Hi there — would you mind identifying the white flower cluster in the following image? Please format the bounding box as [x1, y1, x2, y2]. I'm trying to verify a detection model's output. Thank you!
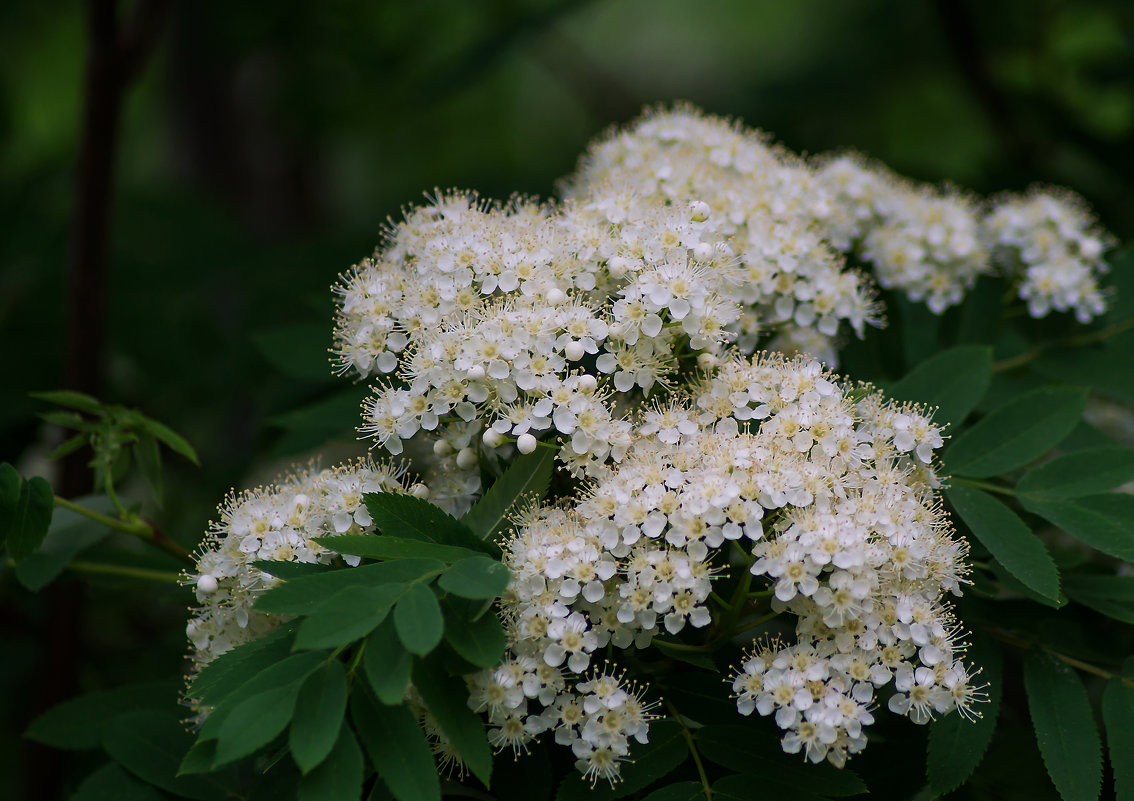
[566, 107, 881, 362]
[817, 157, 988, 314]
[468, 659, 654, 784]
[985, 190, 1112, 321]
[465, 352, 975, 773]
[184, 459, 411, 668]
[569, 105, 1113, 322]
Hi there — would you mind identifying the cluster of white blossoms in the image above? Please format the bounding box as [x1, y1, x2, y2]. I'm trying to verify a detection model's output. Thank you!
[462, 352, 978, 773]
[984, 190, 1113, 321]
[571, 105, 1113, 322]
[184, 459, 411, 668]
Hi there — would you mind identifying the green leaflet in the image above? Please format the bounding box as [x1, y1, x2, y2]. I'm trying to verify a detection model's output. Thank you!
[926, 632, 1003, 794]
[712, 773, 829, 801]
[887, 345, 992, 426]
[413, 653, 492, 785]
[364, 620, 414, 705]
[293, 583, 406, 650]
[187, 623, 296, 707]
[1020, 493, 1134, 563]
[1024, 650, 1103, 801]
[103, 709, 230, 800]
[290, 661, 350, 774]
[393, 582, 444, 655]
[197, 651, 326, 743]
[214, 684, 303, 767]
[6, 474, 55, 561]
[13, 494, 115, 591]
[438, 557, 511, 599]
[461, 446, 555, 542]
[1017, 447, 1134, 498]
[254, 559, 444, 616]
[639, 784, 709, 801]
[314, 534, 481, 563]
[945, 386, 1086, 477]
[71, 763, 169, 801]
[443, 598, 507, 668]
[364, 491, 498, 557]
[297, 724, 365, 801]
[1103, 679, 1134, 801]
[1063, 575, 1134, 624]
[946, 484, 1061, 602]
[24, 679, 180, 751]
[351, 691, 440, 801]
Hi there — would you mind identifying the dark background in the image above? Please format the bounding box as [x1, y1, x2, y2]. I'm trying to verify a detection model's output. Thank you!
[2, 1, 1132, 798]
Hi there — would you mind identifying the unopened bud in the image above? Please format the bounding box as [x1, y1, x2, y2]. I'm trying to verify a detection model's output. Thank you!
[697, 352, 719, 371]
[516, 434, 538, 455]
[196, 574, 219, 595]
[564, 341, 585, 361]
[410, 483, 430, 499]
[433, 439, 453, 457]
[456, 447, 479, 470]
[690, 200, 711, 222]
[482, 428, 505, 448]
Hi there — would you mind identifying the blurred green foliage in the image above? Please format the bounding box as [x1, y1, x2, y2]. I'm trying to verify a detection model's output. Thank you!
[1, 0, 1132, 798]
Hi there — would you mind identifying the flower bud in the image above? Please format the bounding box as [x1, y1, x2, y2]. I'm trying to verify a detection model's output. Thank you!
[546, 288, 566, 305]
[693, 242, 714, 261]
[410, 483, 430, 499]
[690, 200, 711, 222]
[577, 374, 598, 393]
[697, 352, 719, 371]
[196, 574, 219, 594]
[456, 447, 479, 470]
[516, 433, 538, 454]
[483, 428, 505, 448]
[433, 439, 453, 457]
[466, 364, 486, 380]
[564, 341, 585, 361]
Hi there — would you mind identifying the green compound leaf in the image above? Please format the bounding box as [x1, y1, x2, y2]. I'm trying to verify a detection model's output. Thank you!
[352, 690, 440, 801]
[214, 684, 302, 768]
[290, 661, 349, 774]
[189, 623, 297, 708]
[13, 494, 114, 591]
[558, 720, 687, 801]
[945, 386, 1087, 477]
[364, 492, 498, 557]
[393, 582, 444, 655]
[946, 484, 1061, 602]
[294, 583, 406, 651]
[443, 598, 507, 668]
[927, 632, 1003, 795]
[314, 534, 480, 564]
[1103, 678, 1134, 801]
[1063, 575, 1134, 624]
[887, 345, 992, 427]
[438, 557, 511, 600]
[695, 724, 866, 797]
[1018, 447, 1134, 499]
[1024, 650, 1103, 801]
[255, 559, 444, 616]
[413, 653, 492, 785]
[71, 762, 170, 801]
[462, 446, 555, 542]
[364, 620, 414, 705]
[7, 475, 55, 561]
[1020, 493, 1134, 563]
[298, 724, 364, 801]
[103, 709, 228, 800]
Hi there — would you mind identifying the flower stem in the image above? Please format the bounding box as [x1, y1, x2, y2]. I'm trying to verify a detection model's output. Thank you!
[993, 317, 1134, 373]
[665, 698, 713, 801]
[54, 495, 195, 565]
[66, 559, 182, 583]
